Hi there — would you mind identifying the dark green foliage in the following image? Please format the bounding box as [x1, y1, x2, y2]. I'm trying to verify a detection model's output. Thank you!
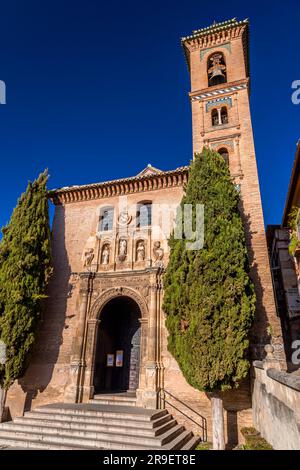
[0, 171, 52, 389]
[287, 206, 300, 256]
[163, 148, 256, 392]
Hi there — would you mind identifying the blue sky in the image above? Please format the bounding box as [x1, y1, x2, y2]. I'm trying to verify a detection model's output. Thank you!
[0, 0, 299, 228]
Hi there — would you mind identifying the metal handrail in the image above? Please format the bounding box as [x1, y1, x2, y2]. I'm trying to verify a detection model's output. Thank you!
[158, 388, 207, 442]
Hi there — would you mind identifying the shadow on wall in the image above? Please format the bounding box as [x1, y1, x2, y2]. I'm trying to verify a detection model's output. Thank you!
[239, 200, 273, 361]
[200, 201, 276, 448]
[17, 205, 71, 413]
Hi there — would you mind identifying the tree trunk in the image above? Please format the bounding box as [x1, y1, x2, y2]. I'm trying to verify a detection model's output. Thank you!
[0, 386, 6, 423]
[211, 395, 225, 450]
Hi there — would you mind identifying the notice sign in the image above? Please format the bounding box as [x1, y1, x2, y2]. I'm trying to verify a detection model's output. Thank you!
[116, 350, 123, 367]
[107, 354, 114, 367]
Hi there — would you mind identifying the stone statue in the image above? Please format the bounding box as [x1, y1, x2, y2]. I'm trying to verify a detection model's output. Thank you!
[153, 241, 164, 266]
[101, 244, 110, 265]
[84, 248, 94, 268]
[136, 240, 145, 261]
[119, 239, 127, 261]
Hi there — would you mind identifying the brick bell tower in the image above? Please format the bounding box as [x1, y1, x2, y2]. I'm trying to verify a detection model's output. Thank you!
[182, 18, 285, 365]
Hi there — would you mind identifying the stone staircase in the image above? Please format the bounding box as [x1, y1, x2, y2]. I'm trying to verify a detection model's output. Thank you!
[0, 401, 200, 450]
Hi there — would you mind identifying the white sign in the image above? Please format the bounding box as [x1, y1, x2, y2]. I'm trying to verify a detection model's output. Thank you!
[106, 354, 114, 367]
[286, 288, 300, 319]
[116, 350, 124, 368]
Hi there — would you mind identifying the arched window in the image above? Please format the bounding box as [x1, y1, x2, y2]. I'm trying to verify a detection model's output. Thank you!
[137, 202, 152, 228]
[218, 147, 229, 166]
[207, 52, 227, 87]
[212, 108, 219, 126]
[99, 207, 114, 232]
[211, 107, 229, 126]
[221, 107, 228, 124]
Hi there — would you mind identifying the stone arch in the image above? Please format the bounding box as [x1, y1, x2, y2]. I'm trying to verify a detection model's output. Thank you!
[217, 146, 230, 166]
[89, 286, 148, 320]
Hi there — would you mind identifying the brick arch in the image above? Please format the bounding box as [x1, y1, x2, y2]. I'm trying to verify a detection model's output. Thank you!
[89, 286, 148, 320]
[216, 144, 232, 155]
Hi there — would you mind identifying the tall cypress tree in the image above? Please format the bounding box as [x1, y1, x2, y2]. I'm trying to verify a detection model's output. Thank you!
[163, 148, 256, 448]
[0, 170, 52, 393]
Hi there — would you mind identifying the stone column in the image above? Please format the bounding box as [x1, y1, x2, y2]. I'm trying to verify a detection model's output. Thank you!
[144, 280, 158, 408]
[136, 317, 148, 407]
[156, 277, 165, 397]
[64, 278, 90, 402]
[81, 319, 99, 401]
[200, 101, 205, 136]
[234, 93, 240, 127]
[235, 137, 242, 174]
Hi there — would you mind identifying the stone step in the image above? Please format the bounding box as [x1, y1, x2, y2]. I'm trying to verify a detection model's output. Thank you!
[91, 394, 137, 408]
[0, 402, 202, 450]
[0, 434, 164, 450]
[32, 404, 166, 422]
[90, 398, 136, 407]
[0, 423, 184, 448]
[181, 435, 202, 450]
[16, 412, 172, 431]
[164, 430, 194, 450]
[9, 417, 177, 438]
[0, 437, 94, 450]
[0, 437, 200, 450]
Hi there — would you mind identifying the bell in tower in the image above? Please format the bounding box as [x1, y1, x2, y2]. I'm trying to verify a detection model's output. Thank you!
[208, 53, 227, 87]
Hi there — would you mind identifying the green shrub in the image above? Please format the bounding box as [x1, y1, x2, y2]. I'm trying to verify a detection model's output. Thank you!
[0, 171, 52, 389]
[163, 149, 256, 393]
[241, 427, 273, 450]
[195, 441, 211, 450]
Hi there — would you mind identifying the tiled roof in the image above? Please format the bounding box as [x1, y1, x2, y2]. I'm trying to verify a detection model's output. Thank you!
[50, 165, 188, 195]
[49, 165, 189, 204]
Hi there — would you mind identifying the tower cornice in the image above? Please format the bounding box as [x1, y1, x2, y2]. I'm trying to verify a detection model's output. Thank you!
[181, 18, 248, 45]
[181, 18, 249, 77]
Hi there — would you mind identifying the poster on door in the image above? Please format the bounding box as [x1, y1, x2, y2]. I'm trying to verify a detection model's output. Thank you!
[106, 354, 114, 367]
[116, 350, 123, 367]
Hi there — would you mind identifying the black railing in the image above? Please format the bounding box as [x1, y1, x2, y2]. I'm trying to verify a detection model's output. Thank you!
[158, 388, 207, 442]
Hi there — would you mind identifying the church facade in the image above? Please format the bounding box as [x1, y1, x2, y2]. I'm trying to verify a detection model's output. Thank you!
[5, 18, 285, 443]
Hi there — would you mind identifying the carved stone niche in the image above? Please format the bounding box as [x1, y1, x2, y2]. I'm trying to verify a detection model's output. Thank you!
[101, 243, 110, 265]
[136, 239, 146, 262]
[118, 238, 128, 262]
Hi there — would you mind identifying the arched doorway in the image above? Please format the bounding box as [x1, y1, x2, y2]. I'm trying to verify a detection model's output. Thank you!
[93, 296, 141, 393]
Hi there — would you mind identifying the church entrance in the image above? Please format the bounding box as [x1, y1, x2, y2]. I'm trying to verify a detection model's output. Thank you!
[93, 296, 141, 394]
